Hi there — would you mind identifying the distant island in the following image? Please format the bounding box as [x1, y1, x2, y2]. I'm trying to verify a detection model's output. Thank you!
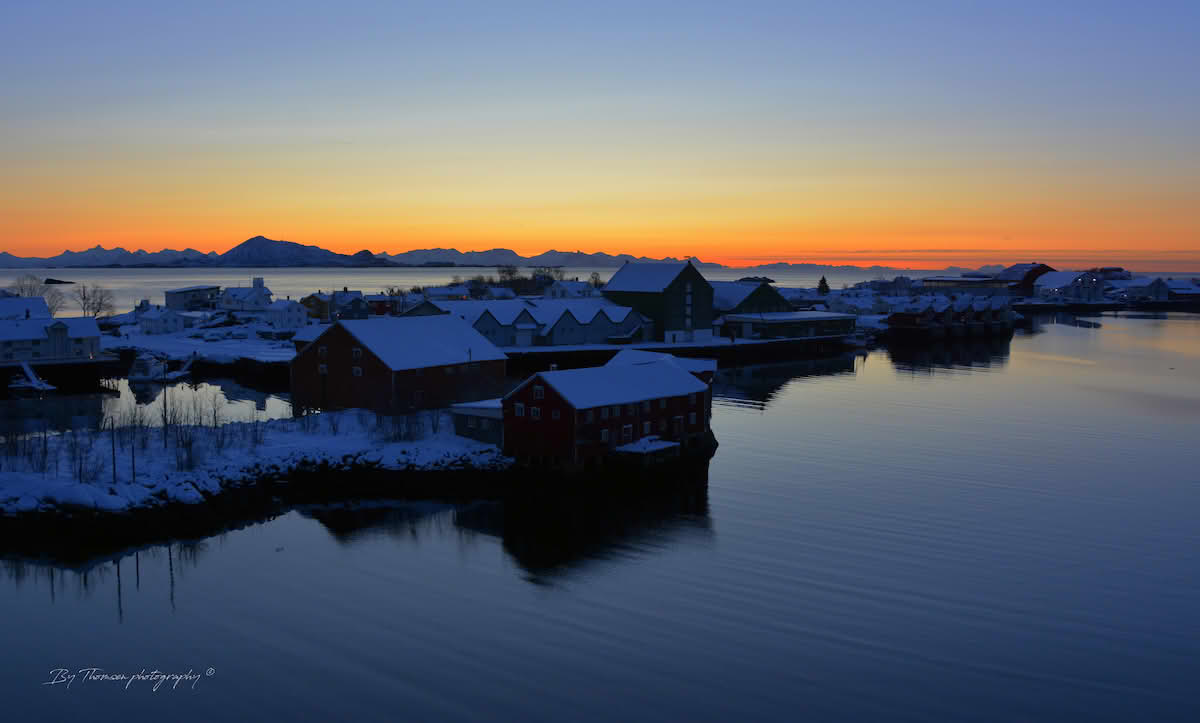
[0, 234, 1002, 275]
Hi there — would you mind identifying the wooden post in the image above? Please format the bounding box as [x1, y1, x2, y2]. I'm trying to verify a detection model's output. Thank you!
[111, 417, 117, 484]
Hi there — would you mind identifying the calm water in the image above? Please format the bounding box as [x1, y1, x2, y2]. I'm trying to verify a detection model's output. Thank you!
[3, 313, 1200, 721]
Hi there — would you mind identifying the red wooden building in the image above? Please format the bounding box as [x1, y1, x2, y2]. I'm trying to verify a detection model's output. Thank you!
[502, 359, 712, 468]
[290, 316, 508, 413]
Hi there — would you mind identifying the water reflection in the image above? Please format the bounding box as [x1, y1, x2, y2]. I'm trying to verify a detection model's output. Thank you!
[713, 356, 856, 410]
[1, 539, 213, 622]
[886, 336, 1011, 375]
[101, 378, 291, 424]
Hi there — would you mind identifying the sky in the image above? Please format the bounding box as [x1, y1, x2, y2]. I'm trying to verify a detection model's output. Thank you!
[2, 1, 1198, 269]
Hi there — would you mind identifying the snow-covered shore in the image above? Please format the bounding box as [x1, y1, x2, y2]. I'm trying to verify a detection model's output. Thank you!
[101, 323, 297, 364]
[0, 410, 510, 518]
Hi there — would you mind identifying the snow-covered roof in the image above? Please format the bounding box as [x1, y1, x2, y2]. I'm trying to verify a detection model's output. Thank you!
[487, 287, 517, 299]
[614, 436, 680, 454]
[1165, 278, 1200, 290]
[605, 349, 717, 375]
[709, 281, 762, 311]
[224, 285, 272, 300]
[292, 324, 329, 343]
[429, 298, 640, 330]
[1034, 271, 1090, 289]
[0, 317, 101, 341]
[268, 299, 302, 309]
[603, 262, 689, 293]
[139, 308, 180, 320]
[515, 362, 706, 410]
[0, 297, 52, 320]
[334, 316, 507, 371]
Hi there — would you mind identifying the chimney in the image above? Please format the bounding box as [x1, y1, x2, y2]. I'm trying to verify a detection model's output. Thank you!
[252, 277, 264, 289]
[343, 286, 348, 293]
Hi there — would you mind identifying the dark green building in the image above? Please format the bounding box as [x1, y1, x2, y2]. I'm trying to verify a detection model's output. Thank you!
[602, 261, 714, 343]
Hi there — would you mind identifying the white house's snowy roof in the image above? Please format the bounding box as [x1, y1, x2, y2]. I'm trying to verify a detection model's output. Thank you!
[268, 299, 303, 310]
[139, 307, 180, 320]
[603, 262, 689, 293]
[1034, 271, 1090, 289]
[517, 362, 706, 410]
[224, 285, 273, 301]
[605, 349, 717, 375]
[0, 317, 101, 341]
[334, 316, 507, 372]
[0, 297, 52, 320]
[709, 281, 762, 311]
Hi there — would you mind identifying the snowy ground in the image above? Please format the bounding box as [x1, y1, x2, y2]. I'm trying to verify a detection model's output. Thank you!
[0, 410, 509, 517]
[101, 322, 298, 363]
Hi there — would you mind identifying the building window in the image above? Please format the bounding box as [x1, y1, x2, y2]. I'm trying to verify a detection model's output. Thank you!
[318, 345, 327, 358]
[600, 429, 609, 443]
[659, 399, 667, 409]
[318, 364, 327, 375]
[352, 347, 362, 359]
[531, 407, 541, 420]
[600, 407, 609, 420]
[467, 416, 476, 428]
[514, 403, 525, 417]
[533, 385, 544, 400]
[352, 366, 362, 377]
[551, 409, 560, 420]
[585, 410, 594, 423]
[689, 412, 697, 425]
[689, 393, 697, 405]
[626, 404, 635, 416]
[642, 421, 650, 435]
[621, 424, 633, 442]
[686, 282, 692, 293]
[612, 405, 620, 417]
[641, 401, 650, 413]
[659, 418, 667, 432]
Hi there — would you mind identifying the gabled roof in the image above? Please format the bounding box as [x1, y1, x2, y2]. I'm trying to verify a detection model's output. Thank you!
[605, 349, 717, 374]
[603, 262, 690, 293]
[429, 298, 640, 330]
[995, 263, 1053, 281]
[709, 281, 761, 311]
[0, 296, 52, 320]
[1034, 271, 1090, 289]
[512, 362, 707, 409]
[332, 316, 506, 372]
[223, 285, 272, 300]
[292, 324, 328, 344]
[0, 316, 100, 341]
[165, 285, 220, 294]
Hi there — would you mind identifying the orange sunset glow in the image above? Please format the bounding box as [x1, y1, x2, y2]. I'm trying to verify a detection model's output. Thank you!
[3, 3, 1198, 271]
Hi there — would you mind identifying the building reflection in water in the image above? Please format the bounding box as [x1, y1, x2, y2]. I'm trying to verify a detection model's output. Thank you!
[886, 335, 1013, 375]
[102, 378, 291, 423]
[712, 355, 856, 411]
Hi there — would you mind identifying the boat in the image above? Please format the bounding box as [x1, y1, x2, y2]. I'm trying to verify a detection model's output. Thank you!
[127, 353, 166, 383]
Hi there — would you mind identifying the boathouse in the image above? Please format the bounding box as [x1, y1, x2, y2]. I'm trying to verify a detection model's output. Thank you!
[502, 361, 711, 468]
[290, 316, 508, 413]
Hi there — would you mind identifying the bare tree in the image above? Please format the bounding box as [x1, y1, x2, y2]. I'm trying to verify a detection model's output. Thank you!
[497, 265, 519, 283]
[72, 283, 115, 317]
[589, 271, 603, 288]
[6, 274, 65, 316]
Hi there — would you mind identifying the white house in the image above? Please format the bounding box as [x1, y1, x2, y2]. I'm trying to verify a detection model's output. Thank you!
[544, 280, 596, 299]
[0, 317, 102, 364]
[138, 307, 189, 335]
[266, 299, 308, 329]
[220, 277, 273, 311]
[0, 296, 52, 320]
[1033, 271, 1105, 302]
